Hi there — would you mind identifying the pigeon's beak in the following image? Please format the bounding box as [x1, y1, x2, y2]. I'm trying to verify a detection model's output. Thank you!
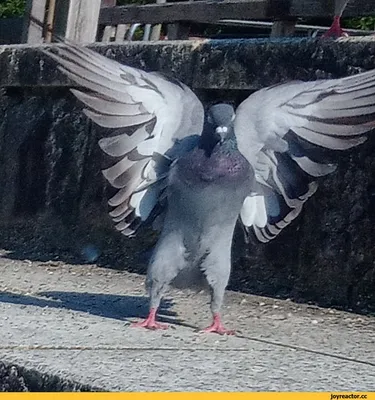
[215, 126, 228, 144]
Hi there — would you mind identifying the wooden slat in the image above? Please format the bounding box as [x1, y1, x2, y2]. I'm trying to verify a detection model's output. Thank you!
[115, 24, 129, 42]
[150, 0, 167, 41]
[22, 0, 47, 43]
[100, 0, 272, 25]
[45, 0, 57, 43]
[101, 0, 116, 6]
[220, 19, 375, 35]
[150, 24, 162, 41]
[102, 25, 115, 42]
[99, 0, 375, 26]
[290, 0, 374, 17]
[66, 0, 102, 43]
[143, 24, 152, 41]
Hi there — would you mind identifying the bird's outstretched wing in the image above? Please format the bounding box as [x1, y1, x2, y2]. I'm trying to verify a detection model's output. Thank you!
[42, 43, 204, 236]
[234, 70, 375, 242]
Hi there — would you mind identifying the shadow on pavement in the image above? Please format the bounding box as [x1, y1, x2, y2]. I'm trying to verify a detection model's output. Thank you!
[0, 290, 178, 324]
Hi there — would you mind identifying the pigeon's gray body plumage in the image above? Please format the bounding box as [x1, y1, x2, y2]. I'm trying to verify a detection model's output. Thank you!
[43, 42, 375, 333]
[147, 113, 253, 323]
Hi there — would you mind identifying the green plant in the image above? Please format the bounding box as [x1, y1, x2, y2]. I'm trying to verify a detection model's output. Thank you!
[344, 16, 375, 31]
[0, 0, 26, 18]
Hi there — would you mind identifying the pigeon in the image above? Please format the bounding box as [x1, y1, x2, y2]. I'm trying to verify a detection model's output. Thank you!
[322, 0, 350, 38]
[42, 42, 375, 334]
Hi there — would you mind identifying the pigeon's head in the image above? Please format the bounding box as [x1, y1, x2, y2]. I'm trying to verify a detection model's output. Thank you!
[206, 103, 236, 143]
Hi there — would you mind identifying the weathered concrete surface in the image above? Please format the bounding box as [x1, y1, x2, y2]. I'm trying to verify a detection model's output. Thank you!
[0, 38, 375, 313]
[0, 361, 97, 392]
[0, 252, 375, 391]
[1, 37, 375, 90]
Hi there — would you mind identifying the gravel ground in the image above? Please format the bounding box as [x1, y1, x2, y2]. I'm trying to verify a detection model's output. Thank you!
[0, 249, 374, 391]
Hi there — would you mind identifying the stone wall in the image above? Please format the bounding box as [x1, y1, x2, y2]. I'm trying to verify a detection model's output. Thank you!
[0, 37, 375, 313]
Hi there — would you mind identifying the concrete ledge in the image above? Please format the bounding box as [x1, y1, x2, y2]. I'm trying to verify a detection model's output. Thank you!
[1, 37, 375, 90]
[1, 257, 374, 391]
[0, 361, 98, 391]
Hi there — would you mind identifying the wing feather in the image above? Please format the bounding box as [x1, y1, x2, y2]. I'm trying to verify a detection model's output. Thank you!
[98, 125, 152, 158]
[236, 69, 375, 242]
[43, 42, 204, 235]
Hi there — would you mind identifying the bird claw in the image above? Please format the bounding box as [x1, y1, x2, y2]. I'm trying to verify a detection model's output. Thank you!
[199, 314, 235, 335]
[323, 27, 348, 38]
[200, 325, 235, 335]
[131, 308, 168, 330]
[132, 319, 168, 330]
[322, 16, 349, 38]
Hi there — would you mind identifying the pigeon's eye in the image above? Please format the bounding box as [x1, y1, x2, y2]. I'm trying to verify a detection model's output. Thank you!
[231, 113, 236, 122]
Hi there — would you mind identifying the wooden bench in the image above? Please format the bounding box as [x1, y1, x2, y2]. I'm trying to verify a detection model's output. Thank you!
[22, 0, 375, 44]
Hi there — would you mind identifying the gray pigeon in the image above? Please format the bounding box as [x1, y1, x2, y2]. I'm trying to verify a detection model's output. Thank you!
[43, 43, 375, 334]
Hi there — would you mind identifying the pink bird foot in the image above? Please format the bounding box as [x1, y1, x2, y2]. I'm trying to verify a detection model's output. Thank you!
[200, 313, 235, 335]
[323, 16, 349, 38]
[132, 308, 168, 330]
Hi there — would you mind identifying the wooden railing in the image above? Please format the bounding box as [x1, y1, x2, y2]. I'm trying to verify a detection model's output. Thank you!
[22, 0, 375, 44]
[100, 0, 375, 25]
[23, 0, 102, 43]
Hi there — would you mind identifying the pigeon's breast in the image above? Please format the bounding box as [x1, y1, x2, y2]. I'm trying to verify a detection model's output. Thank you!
[176, 147, 252, 187]
[166, 146, 253, 252]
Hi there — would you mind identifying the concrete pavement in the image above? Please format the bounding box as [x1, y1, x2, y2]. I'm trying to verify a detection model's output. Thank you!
[0, 249, 374, 391]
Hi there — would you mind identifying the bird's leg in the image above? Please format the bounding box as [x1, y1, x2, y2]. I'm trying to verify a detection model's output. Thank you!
[132, 279, 170, 330]
[322, 16, 348, 38]
[132, 307, 168, 330]
[132, 232, 186, 330]
[200, 274, 235, 335]
[198, 239, 235, 335]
